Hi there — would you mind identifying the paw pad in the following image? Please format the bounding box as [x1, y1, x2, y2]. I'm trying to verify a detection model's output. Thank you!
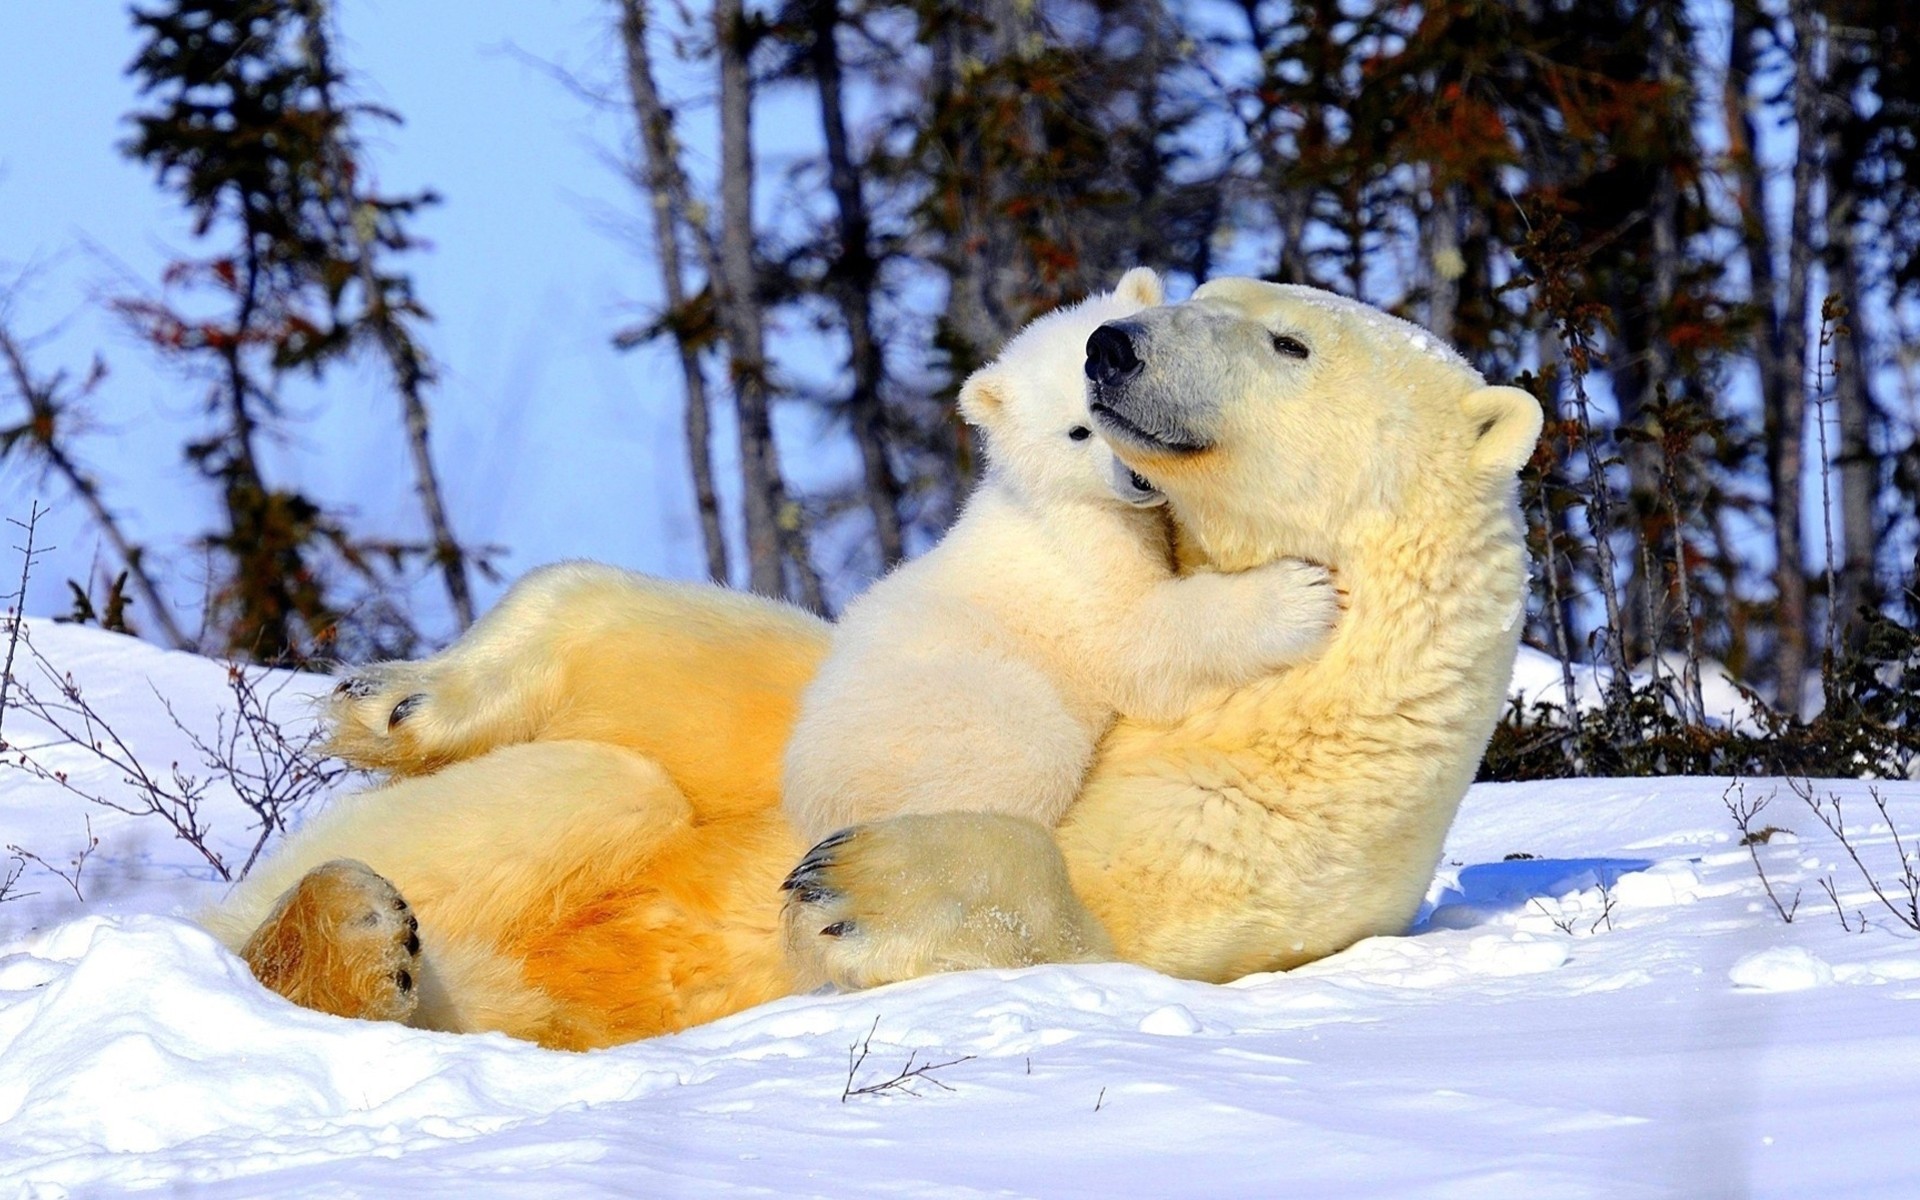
[334, 675, 381, 699]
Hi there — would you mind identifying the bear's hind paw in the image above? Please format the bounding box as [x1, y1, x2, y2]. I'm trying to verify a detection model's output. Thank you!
[241, 859, 423, 1024]
[325, 662, 448, 772]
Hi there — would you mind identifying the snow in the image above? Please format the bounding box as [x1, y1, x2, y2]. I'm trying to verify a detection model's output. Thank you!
[4, 623, 1919, 1196]
[1508, 645, 1769, 731]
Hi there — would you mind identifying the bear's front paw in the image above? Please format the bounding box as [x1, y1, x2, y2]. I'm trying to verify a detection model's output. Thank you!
[779, 813, 1113, 992]
[1245, 557, 1343, 665]
[240, 859, 422, 1023]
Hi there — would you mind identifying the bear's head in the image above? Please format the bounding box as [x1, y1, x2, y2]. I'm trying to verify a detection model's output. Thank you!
[1084, 277, 1542, 569]
[959, 267, 1171, 509]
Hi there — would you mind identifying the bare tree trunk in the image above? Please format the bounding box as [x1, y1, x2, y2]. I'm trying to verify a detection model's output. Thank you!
[365, 308, 474, 629]
[616, 0, 730, 584]
[1425, 174, 1461, 344]
[715, 0, 821, 607]
[1618, 0, 1688, 668]
[0, 328, 191, 649]
[1770, 0, 1823, 709]
[1825, 183, 1878, 636]
[806, 0, 905, 570]
[927, 3, 1028, 376]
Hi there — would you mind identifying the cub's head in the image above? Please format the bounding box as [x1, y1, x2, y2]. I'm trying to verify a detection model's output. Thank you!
[959, 267, 1170, 508]
[1084, 277, 1543, 568]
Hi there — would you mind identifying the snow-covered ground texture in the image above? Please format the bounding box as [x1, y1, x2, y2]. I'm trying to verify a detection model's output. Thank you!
[3, 622, 1918, 1198]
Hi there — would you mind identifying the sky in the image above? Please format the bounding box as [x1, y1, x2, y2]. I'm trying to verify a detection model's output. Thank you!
[4, 1, 1909, 655]
[0, 1, 804, 644]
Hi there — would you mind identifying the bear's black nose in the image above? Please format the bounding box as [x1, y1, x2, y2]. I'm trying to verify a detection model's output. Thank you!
[1085, 324, 1142, 388]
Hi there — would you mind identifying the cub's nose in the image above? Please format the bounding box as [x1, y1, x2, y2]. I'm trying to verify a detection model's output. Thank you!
[1085, 324, 1142, 388]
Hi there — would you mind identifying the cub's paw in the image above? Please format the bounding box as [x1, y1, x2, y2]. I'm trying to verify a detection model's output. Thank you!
[780, 813, 1112, 992]
[240, 859, 422, 1023]
[1245, 557, 1343, 664]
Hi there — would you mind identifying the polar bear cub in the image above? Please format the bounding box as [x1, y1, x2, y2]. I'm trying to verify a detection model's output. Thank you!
[781, 268, 1341, 845]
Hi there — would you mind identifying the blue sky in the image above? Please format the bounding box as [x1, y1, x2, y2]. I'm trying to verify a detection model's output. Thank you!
[1, 1, 793, 642]
[3, 1, 1905, 653]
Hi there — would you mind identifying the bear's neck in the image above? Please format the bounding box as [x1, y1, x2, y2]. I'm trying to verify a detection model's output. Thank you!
[1257, 482, 1528, 858]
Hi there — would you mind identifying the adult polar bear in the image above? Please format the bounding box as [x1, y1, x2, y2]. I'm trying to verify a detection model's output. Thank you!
[206, 278, 1542, 1050]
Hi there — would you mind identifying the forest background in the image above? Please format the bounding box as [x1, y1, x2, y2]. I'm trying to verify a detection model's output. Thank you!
[2, 0, 1916, 779]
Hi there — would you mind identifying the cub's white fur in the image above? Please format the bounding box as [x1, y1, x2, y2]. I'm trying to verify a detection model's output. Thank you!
[781, 269, 1340, 844]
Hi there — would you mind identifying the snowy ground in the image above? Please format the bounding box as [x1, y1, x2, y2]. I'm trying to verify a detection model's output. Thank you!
[3, 624, 1917, 1197]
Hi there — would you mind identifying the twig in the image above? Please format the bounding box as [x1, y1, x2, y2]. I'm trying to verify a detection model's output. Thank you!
[1790, 778, 1920, 932]
[0, 851, 31, 903]
[0, 500, 49, 744]
[1095, 1087, 1107, 1112]
[1724, 781, 1800, 923]
[1, 617, 347, 882]
[1589, 880, 1617, 935]
[1818, 875, 1865, 934]
[1531, 897, 1577, 936]
[841, 1017, 974, 1101]
[7, 814, 97, 901]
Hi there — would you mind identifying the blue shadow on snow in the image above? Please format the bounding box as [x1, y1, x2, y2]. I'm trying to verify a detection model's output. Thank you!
[1410, 856, 1655, 933]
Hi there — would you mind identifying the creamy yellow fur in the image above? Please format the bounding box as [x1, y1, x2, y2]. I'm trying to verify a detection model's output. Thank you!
[206, 278, 1538, 1046]
[783, 279, 1541, 986]
[783, 268, 1339, 844]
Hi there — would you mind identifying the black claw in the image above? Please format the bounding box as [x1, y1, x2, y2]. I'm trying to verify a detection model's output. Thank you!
[392, 896, 409, 911]
[404, 930, 421, 956]
[784, 829, 858, 888]
[788, 883, 838, 906]
[335, 675, 379, 699]
[395, 968, 413, 993]
[405, 914, 419, 932]
[781, 861, 838, 898]
[809, 827, 859, 857]
[388, 694, 427, 729]
[819, 921, 853, 938]
[781, 863, 815, 893]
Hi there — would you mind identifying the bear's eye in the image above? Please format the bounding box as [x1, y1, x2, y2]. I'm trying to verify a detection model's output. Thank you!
[1068, 426, 1093, 441]
[1270, 333, 1311, 360]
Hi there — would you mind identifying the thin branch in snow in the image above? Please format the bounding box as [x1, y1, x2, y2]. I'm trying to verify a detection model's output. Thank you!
[841, 1017, 973, 1101]
[0, 500, 50, 744]
[1790, 778, 1920, 933]
[1724, 781, 1800, 924]
[1818, 875, 1866, 934]
[0, 618, 349, 882]
[1589, 881, 1617, 935]
[6, 814, 96, 901]
[0, 850, 31, 903]
[1531, 897, 1577, 936]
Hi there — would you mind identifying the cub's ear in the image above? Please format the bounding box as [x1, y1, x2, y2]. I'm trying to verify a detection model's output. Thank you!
[958, 369, 1009, 431]
[1463, 385, 1544, 476]
[1113, 266, 1165, 308]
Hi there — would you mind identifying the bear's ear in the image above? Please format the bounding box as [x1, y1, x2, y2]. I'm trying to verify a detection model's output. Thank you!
[1463, 386, 1544, 477]
[1113, 266, 1165, 308]
[958, 370, 1009, 431]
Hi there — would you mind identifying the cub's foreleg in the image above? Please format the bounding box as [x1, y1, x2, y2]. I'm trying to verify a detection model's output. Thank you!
[1103, 558, 1340, 724]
